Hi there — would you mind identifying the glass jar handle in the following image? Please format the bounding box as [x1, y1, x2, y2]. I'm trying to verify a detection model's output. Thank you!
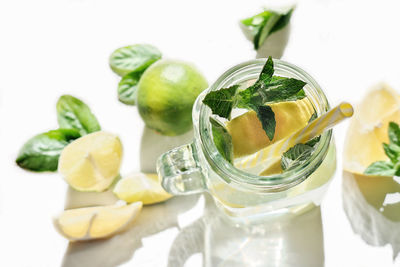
[157, 143, 206, 195]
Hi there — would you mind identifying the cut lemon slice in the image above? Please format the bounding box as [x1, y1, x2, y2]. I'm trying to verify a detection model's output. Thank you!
[54, 201, 142, 241]
[343, 83, 400, 174]
[227, 98, 314, 157]
[58, 131, 123, 192]
[113, 173, 172, 205]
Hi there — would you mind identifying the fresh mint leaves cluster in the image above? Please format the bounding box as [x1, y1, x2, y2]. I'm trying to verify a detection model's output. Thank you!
[365, 122, 400, 176]
[16, 95, 100, 172]
[241, 8, 294, 50]
[109, 44, 162, 105]
[203, 57, 307, 141]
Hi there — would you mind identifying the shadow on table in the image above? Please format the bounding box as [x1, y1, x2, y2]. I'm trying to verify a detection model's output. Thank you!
[342, 171, 400, 259]
[167, 195, 325, 267]
[62, 126, 196, 267]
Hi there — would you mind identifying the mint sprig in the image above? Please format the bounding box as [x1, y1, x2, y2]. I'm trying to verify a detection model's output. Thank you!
[203, 85, 239, 119]
[202, 56, 307, 141]
[365, 122, 400, 176]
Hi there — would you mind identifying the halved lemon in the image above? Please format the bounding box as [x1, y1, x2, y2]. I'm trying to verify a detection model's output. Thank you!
[343, 83, 400, 174]
[53, 201, 142, 241]
[58, 131, 123, 192]
[113, 173, 172, 205]
[227, 98, 314, 157]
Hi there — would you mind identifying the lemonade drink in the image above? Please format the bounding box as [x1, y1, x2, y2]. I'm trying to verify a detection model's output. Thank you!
[158, 58, 336, 222]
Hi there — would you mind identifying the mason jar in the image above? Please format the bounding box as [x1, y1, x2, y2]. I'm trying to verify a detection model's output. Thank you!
[157, 58, 336, 224]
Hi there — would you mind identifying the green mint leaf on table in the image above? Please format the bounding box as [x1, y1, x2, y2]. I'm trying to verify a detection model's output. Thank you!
[109, 44, 161, 77]
[364, 121, 400, 176]
[281, 143, 313, 171]
[383, 143, 400, 164]
[364, 161, 397, 176]
[388, 122, 400, 146]
[57, 95, 101, 136]
[118, 70, 143, 105]
[241, 8, 293, 49]
[202, 85, 239, 119]
[252, 105, 276, 141]
[16, 129, 81, 172]
[210, 117, 233, 163]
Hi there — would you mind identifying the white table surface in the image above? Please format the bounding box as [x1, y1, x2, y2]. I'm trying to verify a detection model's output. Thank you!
[1, 0, 400, 266]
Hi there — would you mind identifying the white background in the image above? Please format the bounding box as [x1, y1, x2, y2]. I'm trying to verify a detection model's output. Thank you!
[1, 0, 400, 266]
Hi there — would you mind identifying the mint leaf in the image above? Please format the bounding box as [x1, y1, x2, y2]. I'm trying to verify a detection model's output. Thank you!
[270, 9, 294, 34]
[210, 117, 233, 163]
[308, 112, 318, 123]
[259, 56, 274, 81]
[118, 71, 143, 105]
[253, 105, 275, 141]
[388, 122, 400, 146]
[281, 143, 313, 171]
[57, 95, 101, 136]
[109, 44, 161, 77]
[364, 161, 396, 176]
[305, 136, 321, 147]
[202, 85, 239, 119]
[16, 129, 81, 172]
[241, 9, 294, 50]
[383, 143, 400, 164]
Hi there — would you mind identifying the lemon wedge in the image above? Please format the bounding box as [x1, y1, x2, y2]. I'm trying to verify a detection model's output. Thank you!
[227, 98, 314, 157]
[54, 201, 142, 241]
[58, 131, 123, 192]
[113, 173, 172, 205]
[343, 83, 400, 174]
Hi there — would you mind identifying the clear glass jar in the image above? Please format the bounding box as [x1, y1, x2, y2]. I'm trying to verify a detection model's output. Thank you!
[157, 58, 336, 224]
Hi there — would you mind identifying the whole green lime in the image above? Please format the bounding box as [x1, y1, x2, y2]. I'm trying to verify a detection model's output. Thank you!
[137, 59, 208, 136]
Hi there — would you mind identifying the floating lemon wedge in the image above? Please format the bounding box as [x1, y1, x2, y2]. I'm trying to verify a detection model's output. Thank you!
[343, 83, 400, 174]
[54, 201, 142, 241]
[58, 131, 123, 192]
[113, 173, 172, 205]
[227, 98, 314, 157]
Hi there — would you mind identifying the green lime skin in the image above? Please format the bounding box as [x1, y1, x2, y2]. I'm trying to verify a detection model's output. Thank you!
[137, 59, 208, 136]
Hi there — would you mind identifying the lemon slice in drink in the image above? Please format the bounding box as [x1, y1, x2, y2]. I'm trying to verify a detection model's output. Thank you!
[343, 83, 400, 174]
[58, 131, 123, 192]
[113, 173, 172, 205]
[227, 98, 314, 158]
[54, 201, 142, 241]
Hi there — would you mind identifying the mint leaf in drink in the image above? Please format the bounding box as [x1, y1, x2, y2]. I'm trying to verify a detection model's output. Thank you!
[202, 85, 239, 119]
[241, 8, 294, 49]
[281, 143, 313, 171]
[118, 71, 143, 105]
[388, 122, 400, 146]
[210, 117, 233, 163]
[16, 129, 81, 172]
[364, 161, 397, 176]
[259, 56, 274, 81]
[109, 44, 161, 77]
[57, 95, 101, 136]
[308, 112, 318, 123]
[252, 105, 276, 141]
[305, 136, 321, 147]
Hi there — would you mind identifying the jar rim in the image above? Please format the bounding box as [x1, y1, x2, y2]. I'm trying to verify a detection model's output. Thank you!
[194, 58, 332, 192]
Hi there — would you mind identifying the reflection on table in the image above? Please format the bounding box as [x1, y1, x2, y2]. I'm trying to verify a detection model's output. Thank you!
[342, 171, 400, 260]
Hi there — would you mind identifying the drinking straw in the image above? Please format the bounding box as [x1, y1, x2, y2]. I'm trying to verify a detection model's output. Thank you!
[235, 102, 354, 174]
